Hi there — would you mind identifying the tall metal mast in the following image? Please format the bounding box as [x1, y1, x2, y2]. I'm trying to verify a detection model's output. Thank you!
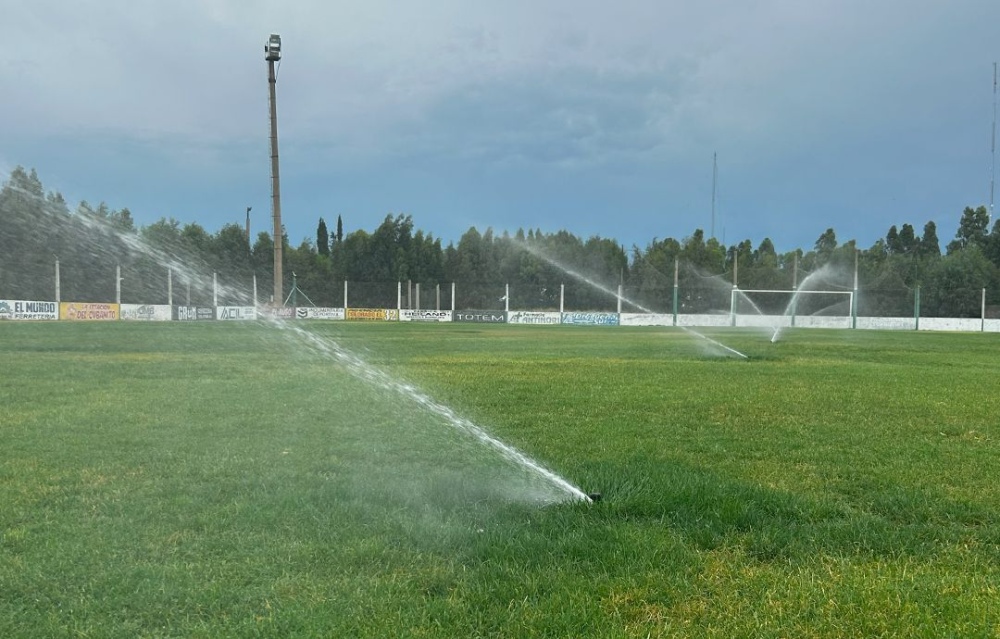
[711, 151, 717, 239]
[265, 34, 284, 305]
[991, 62, 997, 222]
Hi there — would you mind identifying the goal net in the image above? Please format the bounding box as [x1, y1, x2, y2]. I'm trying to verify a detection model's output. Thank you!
[731, 288, 854, 319]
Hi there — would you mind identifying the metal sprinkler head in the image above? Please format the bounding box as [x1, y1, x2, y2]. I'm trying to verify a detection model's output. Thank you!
[587, 492, 602, 502]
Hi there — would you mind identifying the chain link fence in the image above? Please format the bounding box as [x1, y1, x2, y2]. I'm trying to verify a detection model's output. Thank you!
[6, 260, 1000, 321]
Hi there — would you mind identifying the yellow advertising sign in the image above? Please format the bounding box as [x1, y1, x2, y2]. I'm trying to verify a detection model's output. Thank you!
[345, 308, 399, 321]
[60, 302, 120, 321]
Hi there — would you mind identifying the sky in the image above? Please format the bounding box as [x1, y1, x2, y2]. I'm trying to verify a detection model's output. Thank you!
[3, 0, 1000, 256]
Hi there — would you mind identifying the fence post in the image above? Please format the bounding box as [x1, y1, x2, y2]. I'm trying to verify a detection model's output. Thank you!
[790, 286, 797, 327]
[914, 285, 921, 331]
[168, 268, 173, 306]
[116, 263, 122, 304]
[791, 253, 798, 327]
[560, 284, 565, 314]
[672, 258, 679, 326]
[852, 248, 859, 329]
[55, 258, 61, 304]
[343, 281, 348, 309]
[416, 283, 421, 310]
[505, 283, 510, 313]
[213, 272, 218, 308]
[617, 284, 622, 314]
[451, 282, 455, 311]
[982, 287, 987, 332]
[436, 283, 440, 311]
[397, 281, 401, 311]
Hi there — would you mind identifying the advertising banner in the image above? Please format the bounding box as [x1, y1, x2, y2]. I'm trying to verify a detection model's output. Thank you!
[296, 307, 346, 320]
[60, 302, 120, 321]
[175, 306, 215, 321]
[400, 309, 452, 322]
[0, 300, 59, 321]
[216, 306, 257, 321]
[260, 307, 295, 319]
[506, 311, 560, 325]
[561, 312, 620, 326]
[345, 308, 399, 321]
[120, 304, 172, 321]
[619, 313, 674, 327]
[453, 310, 507, 323]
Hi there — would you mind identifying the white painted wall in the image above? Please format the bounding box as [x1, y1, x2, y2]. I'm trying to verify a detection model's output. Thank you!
[623, 313, 1000, 333]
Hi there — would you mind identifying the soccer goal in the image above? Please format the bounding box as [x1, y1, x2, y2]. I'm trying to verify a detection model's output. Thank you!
[730, 288, 854, 326]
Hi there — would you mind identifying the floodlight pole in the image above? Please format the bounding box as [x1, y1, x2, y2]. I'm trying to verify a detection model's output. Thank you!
[266, 35, 284, 306]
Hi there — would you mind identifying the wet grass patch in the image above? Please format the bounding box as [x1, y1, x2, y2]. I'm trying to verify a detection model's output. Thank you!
[2, 322, 999, 636]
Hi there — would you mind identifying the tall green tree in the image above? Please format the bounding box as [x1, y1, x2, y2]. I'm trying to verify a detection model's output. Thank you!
[924, 246, 1000, 317]
[317, 218, 330, 257]
[985, 219, 1000, 269]
[814, 228, 838, 264]
[886, 225, 901, 255]
[919, 221, 941, 258]
[947, 205, 990, 254]
[898, 224, 917, 255]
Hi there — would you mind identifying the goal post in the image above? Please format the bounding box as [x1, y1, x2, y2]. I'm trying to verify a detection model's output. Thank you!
[729, 288, 854, 327]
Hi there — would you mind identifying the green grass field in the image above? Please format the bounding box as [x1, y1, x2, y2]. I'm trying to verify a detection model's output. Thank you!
[2, 321, 999, 637]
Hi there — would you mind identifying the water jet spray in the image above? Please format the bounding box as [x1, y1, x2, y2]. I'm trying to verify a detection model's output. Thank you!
[515, 241, 750, 359]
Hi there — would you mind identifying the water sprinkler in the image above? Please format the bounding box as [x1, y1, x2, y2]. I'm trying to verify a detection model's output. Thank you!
[587, 492, 602, 502]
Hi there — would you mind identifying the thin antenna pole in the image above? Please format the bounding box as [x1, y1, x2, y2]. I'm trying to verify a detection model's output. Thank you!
[990, 62, 997, 221]
[711, 152, 717, 239]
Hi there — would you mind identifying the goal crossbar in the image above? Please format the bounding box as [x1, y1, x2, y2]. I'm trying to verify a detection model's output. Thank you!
[732, 289, 852, 295]
[730, 288, 854, 320]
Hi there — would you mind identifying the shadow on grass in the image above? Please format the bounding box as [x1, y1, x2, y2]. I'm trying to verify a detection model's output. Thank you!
[574, 455, 999, 564]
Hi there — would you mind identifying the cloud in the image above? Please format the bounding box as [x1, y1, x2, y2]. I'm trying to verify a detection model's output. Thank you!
[6, 0, 994, 158]
[4, 0, 999, 252]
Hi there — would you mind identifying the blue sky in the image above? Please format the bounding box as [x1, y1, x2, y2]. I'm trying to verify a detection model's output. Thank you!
[3, 0, 999, 255]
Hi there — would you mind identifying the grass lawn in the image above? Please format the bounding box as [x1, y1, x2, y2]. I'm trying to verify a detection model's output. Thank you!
[2, 321, 999, 637]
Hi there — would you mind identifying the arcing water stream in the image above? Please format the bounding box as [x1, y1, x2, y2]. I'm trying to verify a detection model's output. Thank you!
[516, 241, 750, 359]
[277, 321, 591, 503]
[770, 265, 848, 343]
[4, 180, 590, 505]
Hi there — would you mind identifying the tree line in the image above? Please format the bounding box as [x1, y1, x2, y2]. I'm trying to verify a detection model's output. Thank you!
[3, 166, 1000, 317]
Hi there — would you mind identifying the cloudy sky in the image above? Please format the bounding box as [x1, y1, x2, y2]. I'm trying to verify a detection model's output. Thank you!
[4, 0, 1000, 254]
